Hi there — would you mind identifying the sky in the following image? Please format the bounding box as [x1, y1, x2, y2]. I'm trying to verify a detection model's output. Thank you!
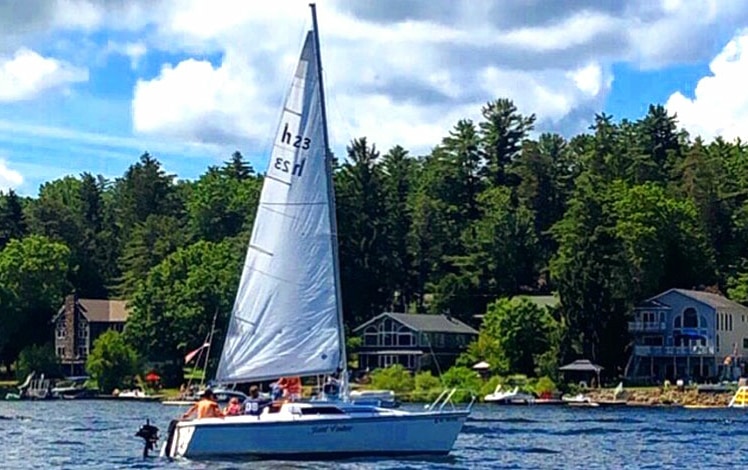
[1, 0, 748, 195]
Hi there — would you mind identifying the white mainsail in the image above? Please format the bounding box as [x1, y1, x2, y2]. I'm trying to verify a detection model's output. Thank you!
[216, 31, 341, 383]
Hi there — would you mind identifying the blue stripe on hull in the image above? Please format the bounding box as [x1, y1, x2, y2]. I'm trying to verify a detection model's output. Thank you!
[188, 450, 452, 461]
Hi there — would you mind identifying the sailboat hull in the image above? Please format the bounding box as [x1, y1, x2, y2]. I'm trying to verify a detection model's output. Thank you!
[162, 407, 468, 459]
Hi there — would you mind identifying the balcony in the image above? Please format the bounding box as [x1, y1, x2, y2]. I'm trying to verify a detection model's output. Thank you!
[634, 345, 715, 356]
[628, 321, 666, 333]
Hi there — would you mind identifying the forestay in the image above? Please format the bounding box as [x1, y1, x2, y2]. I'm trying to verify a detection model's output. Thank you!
[216, 31, 341, 383]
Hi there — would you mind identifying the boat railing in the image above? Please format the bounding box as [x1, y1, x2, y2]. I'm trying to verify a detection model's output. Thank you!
[425, 388, 475, 412]
[728, 385, 748, 408]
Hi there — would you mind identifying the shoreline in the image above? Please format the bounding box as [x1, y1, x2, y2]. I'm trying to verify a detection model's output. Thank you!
[585, 387, 734, 408]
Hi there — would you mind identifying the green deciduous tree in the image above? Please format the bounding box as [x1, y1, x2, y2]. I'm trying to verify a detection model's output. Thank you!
[15, 343, 63, 380]
[125, 240, 242, 385]
[86, 330, 140, 394]
[461, 297, 556, 376]
[0, 235, 72, 372]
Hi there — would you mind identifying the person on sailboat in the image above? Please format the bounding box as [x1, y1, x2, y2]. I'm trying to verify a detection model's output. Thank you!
[244, 385, 272, 416]
[277, 376, 302, 401]
[322, 371, 341, 400]
[224, 397, 243, 416]
[181, 389, 224, 420]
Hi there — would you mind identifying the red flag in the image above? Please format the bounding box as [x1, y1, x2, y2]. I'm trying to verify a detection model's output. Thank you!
[184, 343, 210, 363]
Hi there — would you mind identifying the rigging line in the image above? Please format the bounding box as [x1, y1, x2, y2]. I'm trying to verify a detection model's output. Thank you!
[423, 333, 445, 381]
[322, 66, 355, 160]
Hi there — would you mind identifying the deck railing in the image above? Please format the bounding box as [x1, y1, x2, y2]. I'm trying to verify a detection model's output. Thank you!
[628, 321, 666, 332]
[634, 345, 715, 356]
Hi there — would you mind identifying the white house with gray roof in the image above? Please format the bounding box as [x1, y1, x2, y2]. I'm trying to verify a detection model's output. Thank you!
[626, 288, 748, 383]
[353, 313, 478, 372]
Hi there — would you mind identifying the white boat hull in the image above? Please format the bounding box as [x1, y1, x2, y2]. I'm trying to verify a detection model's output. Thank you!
[162, 407, 468, 459]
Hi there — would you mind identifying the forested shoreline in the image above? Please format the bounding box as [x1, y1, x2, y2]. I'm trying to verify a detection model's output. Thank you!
[2, 98, 747, 384]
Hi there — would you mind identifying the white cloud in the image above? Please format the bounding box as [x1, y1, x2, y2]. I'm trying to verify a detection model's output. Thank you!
[132, 50, 270, 145]
[666, 30, 748, 141]
[0, 48, 88, 102]
[131, 3, 619, 153]
[0, 158, 23, 191]
[4, 1, 748, 157]
[106, 41, 147, 69]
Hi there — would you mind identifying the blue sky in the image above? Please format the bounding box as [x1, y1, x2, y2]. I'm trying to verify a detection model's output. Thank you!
[1, 0, 748, 195]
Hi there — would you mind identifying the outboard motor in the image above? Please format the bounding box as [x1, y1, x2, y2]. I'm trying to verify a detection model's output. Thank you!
[135, 419, 159, 458]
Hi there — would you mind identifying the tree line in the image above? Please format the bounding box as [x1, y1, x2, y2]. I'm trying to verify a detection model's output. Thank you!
[1, 99, 747, 384]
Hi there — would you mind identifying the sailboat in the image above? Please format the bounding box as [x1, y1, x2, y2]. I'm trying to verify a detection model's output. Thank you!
[160, 4, 470, 459]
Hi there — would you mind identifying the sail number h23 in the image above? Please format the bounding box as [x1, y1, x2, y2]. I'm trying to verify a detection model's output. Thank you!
[275, 123, 309, 177]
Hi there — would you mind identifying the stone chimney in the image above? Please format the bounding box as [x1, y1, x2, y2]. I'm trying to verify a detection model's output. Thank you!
[62, 293, 77, 361]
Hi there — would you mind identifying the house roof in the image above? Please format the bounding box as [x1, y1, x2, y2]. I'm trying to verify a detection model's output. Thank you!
[667, 289, 748, 315]
[634, 299, 671, 310]
[79, 299, 129, 322]
[559, 359, 604, 373]
[54, 298, 130, 323]
[354, 313, 478, 335]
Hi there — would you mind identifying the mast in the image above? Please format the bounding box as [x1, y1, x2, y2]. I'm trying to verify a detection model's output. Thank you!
[310, 3, 348, 393]
[201, 308, 219, 387]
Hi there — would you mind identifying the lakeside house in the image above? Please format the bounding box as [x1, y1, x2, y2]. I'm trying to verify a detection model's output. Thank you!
[52, 294, 130, 375]
[626, 288, 748, 383]
[353, 312, 478, 373]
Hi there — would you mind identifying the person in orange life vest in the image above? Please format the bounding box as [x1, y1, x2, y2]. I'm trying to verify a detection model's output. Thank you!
[223, 396, 243, 416]
[277, 376, 302, 401]
[181, 389, 224, 420]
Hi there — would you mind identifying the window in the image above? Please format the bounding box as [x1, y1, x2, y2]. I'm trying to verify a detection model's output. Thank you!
[56, 347, 65, 357]
[77, 345, 88, 358]
[716, 334, 720, 351]
[364, 326, 378, 346]
[77, 317, 89, 340]
[743, 338, 748, 349]
[683, 308, 698, 328]
[398, 332, 412, 346]
[56, 317, 67, 339]
[729, 314, 733, 331]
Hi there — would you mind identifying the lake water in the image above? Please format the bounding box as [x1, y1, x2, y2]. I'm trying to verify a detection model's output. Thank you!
[1, 401, 747, 469]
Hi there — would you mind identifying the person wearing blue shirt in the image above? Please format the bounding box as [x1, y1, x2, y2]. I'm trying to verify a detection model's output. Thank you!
[244, 385, 271, 416]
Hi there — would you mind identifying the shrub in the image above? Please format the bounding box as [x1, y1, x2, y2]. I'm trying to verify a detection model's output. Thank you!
[369, 364, 414, 394]
[480, 375, 504, 398]
[441, 366, 482, 403]
[533, 376, 557, 395]
[412, 371, 442, 402]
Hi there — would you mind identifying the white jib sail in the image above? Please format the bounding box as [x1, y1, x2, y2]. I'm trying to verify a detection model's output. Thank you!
[216, 31, 341, 383]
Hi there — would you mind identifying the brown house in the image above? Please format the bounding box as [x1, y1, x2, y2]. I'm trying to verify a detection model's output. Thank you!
[53, 294, 130, 375]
